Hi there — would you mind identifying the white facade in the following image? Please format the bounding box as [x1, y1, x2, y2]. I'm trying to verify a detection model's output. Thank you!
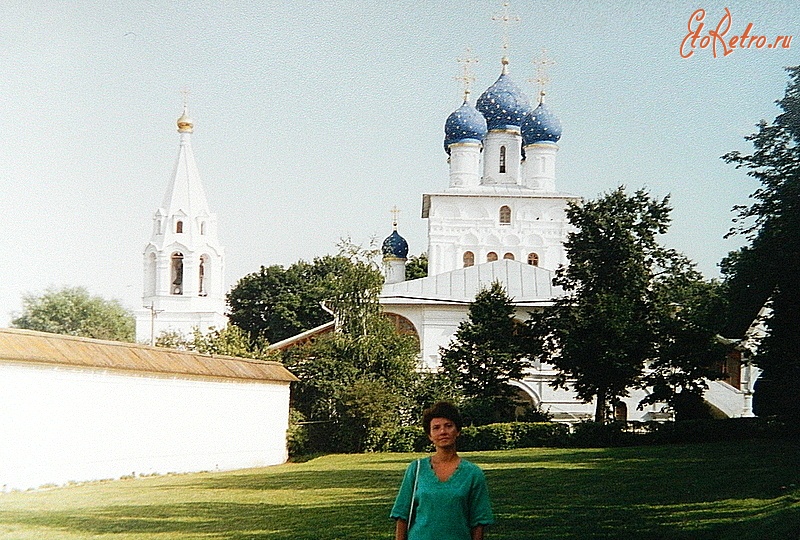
[135, 107, 227, 343]
[379, 56, 757, 423]
[0, 328, 296, 491]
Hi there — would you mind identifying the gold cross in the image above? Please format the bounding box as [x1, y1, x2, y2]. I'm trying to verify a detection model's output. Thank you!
[390, 206, 401, 229]
[530, 49, 555, 103]
[492, 1, 520, 56]
[455, 48, 478, 102]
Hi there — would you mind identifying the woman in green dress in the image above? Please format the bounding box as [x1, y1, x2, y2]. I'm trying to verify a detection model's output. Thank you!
[391, 402, 494, 540]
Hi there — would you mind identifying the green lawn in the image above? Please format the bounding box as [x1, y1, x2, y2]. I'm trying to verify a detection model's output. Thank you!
[0, 439, 798, 539]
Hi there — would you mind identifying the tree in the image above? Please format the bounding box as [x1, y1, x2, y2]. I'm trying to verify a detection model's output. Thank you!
[641, 275, 728, 421]
[439, 281, 532, 425]
[721, 65, 800, 419]
[529, 187, 703, 423]
[227, 254, 364, 344]
[405, 252, 428, 280]
[155, 325, 274, 361]
[11, 286, 135, 342]
[280, 242, 420, 452]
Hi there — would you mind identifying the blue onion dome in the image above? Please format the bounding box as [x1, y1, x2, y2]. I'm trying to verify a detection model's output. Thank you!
[444, 100, 488, 154]
[382, 230, 408, 259]
[476, 67, 532, 131]
[522, 101, 563, 145]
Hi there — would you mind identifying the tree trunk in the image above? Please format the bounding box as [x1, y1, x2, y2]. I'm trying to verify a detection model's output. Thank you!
[594, 391, 607, 423]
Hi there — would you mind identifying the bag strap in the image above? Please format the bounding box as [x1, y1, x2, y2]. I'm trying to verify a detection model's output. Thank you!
[407, 459, 421, 529]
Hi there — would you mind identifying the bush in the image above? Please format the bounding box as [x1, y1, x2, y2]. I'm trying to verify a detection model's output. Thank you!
[568, 421, 639, 448]
[286, 409, 310, 457]
[513, 422, 569, 447]
[645, 416, 788, 444]
[466, 424, 515, 451]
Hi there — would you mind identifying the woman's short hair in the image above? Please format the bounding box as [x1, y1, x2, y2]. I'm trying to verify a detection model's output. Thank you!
[422, 401, 464, 434]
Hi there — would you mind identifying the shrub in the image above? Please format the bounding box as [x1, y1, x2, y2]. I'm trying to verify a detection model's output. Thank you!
[568, 421, 639, 448]
[513, 422, 569, 447]
[286, 409, 310, 457]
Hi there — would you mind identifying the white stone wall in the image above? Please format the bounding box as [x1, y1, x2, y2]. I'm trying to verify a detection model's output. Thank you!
[0, 361, 291, 491]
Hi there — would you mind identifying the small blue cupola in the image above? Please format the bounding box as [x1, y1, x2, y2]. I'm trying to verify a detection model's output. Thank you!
[382, 230, 409, 260]
[444, 100, 488, 154]
[522, 100, 563, 145]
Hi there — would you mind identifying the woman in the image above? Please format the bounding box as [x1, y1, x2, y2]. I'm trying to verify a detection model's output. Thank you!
[390, 402, 494, 540]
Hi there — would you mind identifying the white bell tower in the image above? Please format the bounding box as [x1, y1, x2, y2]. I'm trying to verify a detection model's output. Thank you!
[135, 101, 227, 344]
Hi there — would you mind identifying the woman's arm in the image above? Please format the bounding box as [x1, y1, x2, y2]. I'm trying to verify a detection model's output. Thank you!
[471, 525, 485, 540]
[395, 518, 408, 540]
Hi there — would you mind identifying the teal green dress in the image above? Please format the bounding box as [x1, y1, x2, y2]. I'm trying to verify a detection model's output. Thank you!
[390, 457, 494, 540]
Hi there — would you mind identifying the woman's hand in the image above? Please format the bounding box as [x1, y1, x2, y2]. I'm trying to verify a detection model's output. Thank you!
[395, 518, 408, 540]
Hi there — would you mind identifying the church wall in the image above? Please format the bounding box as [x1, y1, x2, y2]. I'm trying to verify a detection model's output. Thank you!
[0, 361, 291, 491]
[426, 194, 573, 274]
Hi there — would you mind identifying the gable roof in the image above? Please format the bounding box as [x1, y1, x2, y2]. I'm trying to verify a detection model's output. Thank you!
[0, 328, 297, 383]
[380, 259, 561, 306]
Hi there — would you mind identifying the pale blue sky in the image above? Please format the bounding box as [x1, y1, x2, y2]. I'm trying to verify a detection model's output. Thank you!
[1, 1, 798, 326]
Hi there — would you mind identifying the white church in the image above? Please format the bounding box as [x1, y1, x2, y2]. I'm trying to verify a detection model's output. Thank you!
[129, 47, 759, 424]
[376, 51, 759, 423]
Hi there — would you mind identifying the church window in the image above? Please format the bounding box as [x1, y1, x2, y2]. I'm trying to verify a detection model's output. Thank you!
[198, 255, 208, 296]
[500, 205, 511, 224]
[527, 252, 539, 266]
[487, 251, 498, 262]
[463, 251, 475, 267]
[499, 146, 507, 173]
[503, 252, 515, 260]
[155, 218, 163, 236]
[176, 220, 183, 234]
[171, 252, 184, 295]
[145, 252, 157, 296]
[200, 221, 206, 235]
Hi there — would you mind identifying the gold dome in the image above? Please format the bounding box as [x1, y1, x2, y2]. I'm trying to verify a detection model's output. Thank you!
[177, 107, 193, 133]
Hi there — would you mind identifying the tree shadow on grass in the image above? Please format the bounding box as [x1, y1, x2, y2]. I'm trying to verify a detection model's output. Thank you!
[482, 440, 800, 540]
[1, 441, 797, 540]
[0, 499, 393, 539]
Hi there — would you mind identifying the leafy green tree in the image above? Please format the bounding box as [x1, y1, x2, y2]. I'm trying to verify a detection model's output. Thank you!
[641, 275, 728, 421]
[227, 254, 362, 344]
[11, 286, 135, 342]
[721, 65, 800, 419]
[156, 325, 274, 360]
[440, 281, 531, 425]
[281, 242, 420, 452]
[405, 252, 428, 280]
[529, 187, 698, 423]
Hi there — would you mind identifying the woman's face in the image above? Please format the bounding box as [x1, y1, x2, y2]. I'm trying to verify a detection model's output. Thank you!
[428, 417, 461, 448]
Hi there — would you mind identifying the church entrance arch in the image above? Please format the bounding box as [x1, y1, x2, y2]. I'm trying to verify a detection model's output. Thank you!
[383, 313, 419, 344]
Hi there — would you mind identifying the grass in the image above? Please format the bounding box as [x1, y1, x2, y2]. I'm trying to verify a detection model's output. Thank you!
[0, 439, 798, 539]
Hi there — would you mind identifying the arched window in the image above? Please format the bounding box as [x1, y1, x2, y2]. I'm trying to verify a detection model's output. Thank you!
[171, 252, 184, 295]
[198, 255, 209, 296]
[527, 252, 539, 266]
[499, 145, 507, 173]
[463, 251, 475, 268]
[503, 252, 515, 260]
[499, 205, 511, 224]
[487, 251, 498, 262]
[145, 252, 157, 296]
[200, 221, 206, 235]
[176, 220, 183, 234]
